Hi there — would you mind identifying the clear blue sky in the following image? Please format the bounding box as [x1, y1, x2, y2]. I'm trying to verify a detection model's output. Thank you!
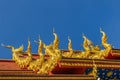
[0, 0, 120, 59]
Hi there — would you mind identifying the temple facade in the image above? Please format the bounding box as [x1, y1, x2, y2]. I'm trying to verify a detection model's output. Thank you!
[0, 29, 120, 80]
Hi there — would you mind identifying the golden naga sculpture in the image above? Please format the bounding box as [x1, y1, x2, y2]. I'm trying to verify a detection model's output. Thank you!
[75, 35, 91, 58]
[53, 30, 59, 50]
[91, 29, 112, 59]
[2, 28, 113, 74]
[2, 40, 32, 69]
[62, 28, 112, 59]
[100, 28, 112, 56]
[83, 36, 101, 59]
[1, 43, 24, 60]
[28, 38, 45, 71]
[62, 36, 74, 57]
[82, 34, 90, 52]
[37, 31, 62, 74]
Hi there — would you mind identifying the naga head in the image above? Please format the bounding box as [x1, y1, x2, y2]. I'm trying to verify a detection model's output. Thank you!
[1, 43, 24, 53]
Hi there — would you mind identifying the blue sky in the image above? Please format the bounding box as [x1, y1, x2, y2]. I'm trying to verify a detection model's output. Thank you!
[0, 0, 120, 59]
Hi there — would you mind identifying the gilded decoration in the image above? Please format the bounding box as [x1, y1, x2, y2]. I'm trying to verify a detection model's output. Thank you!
[2, 28, 113, 77]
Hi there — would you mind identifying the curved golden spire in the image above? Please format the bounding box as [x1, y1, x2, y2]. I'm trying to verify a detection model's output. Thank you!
[38, 37, 43, 56]
[37, 30, 62, 74]
[1, 44, 24, 60]
[82, 34, 90, 51]
[28, 36, 44, 72]
[100, 28, 112, 58]
[25, 39, 31, 56]
[53, 29, 59, 50]
[100, 28, 112, 49]
[100, 28, 107, 47]
[68, 36, 73, 51]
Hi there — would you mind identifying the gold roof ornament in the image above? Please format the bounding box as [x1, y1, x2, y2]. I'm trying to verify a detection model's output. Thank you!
[25, 39, 31, 53]
[62, 36, 73, 58]
[89, 28, 112, 59]
[37, 31, 62, 74]
[100, 28, 108, 49]
[36, 35, 44, 56]
[28, 37, 45, 72]
[2, 40, 32, 68]
[82, 34, 91, 58]
[53, 29, 59, 50]
[2, 28, 113, 75]
[100, 28, 112, 56]
[16, 40, 32, 68]
[1, 43, 24, 60]
[82, 34, 90, 52]
[68, 36, 73, 52]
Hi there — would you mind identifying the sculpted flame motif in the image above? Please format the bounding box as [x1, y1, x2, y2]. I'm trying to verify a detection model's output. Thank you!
[62, 37, 73, 57]
[91, 29, 112, 59]
[100, 28, 112, 56]
[37, 31, 61, 74]
[2, 28, 112, 75]
[82, 35, 91, 58]
[28, 39, 44, 71]
[62, 28, 112, 59]
[2, 40, 32, 68]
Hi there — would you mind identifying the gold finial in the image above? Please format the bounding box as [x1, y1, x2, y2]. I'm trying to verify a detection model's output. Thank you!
[26, 39, 31, 54]
[100, 28, 109, 47]
[28, 36, 44, 72]
[53, 30, 59, 50]
[82, 34, 89, 51]
[34, 35, 43, 55]
[100, 28, 112, 57]
[37, 36, 43, 56]
[68, 36, 73, 51]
